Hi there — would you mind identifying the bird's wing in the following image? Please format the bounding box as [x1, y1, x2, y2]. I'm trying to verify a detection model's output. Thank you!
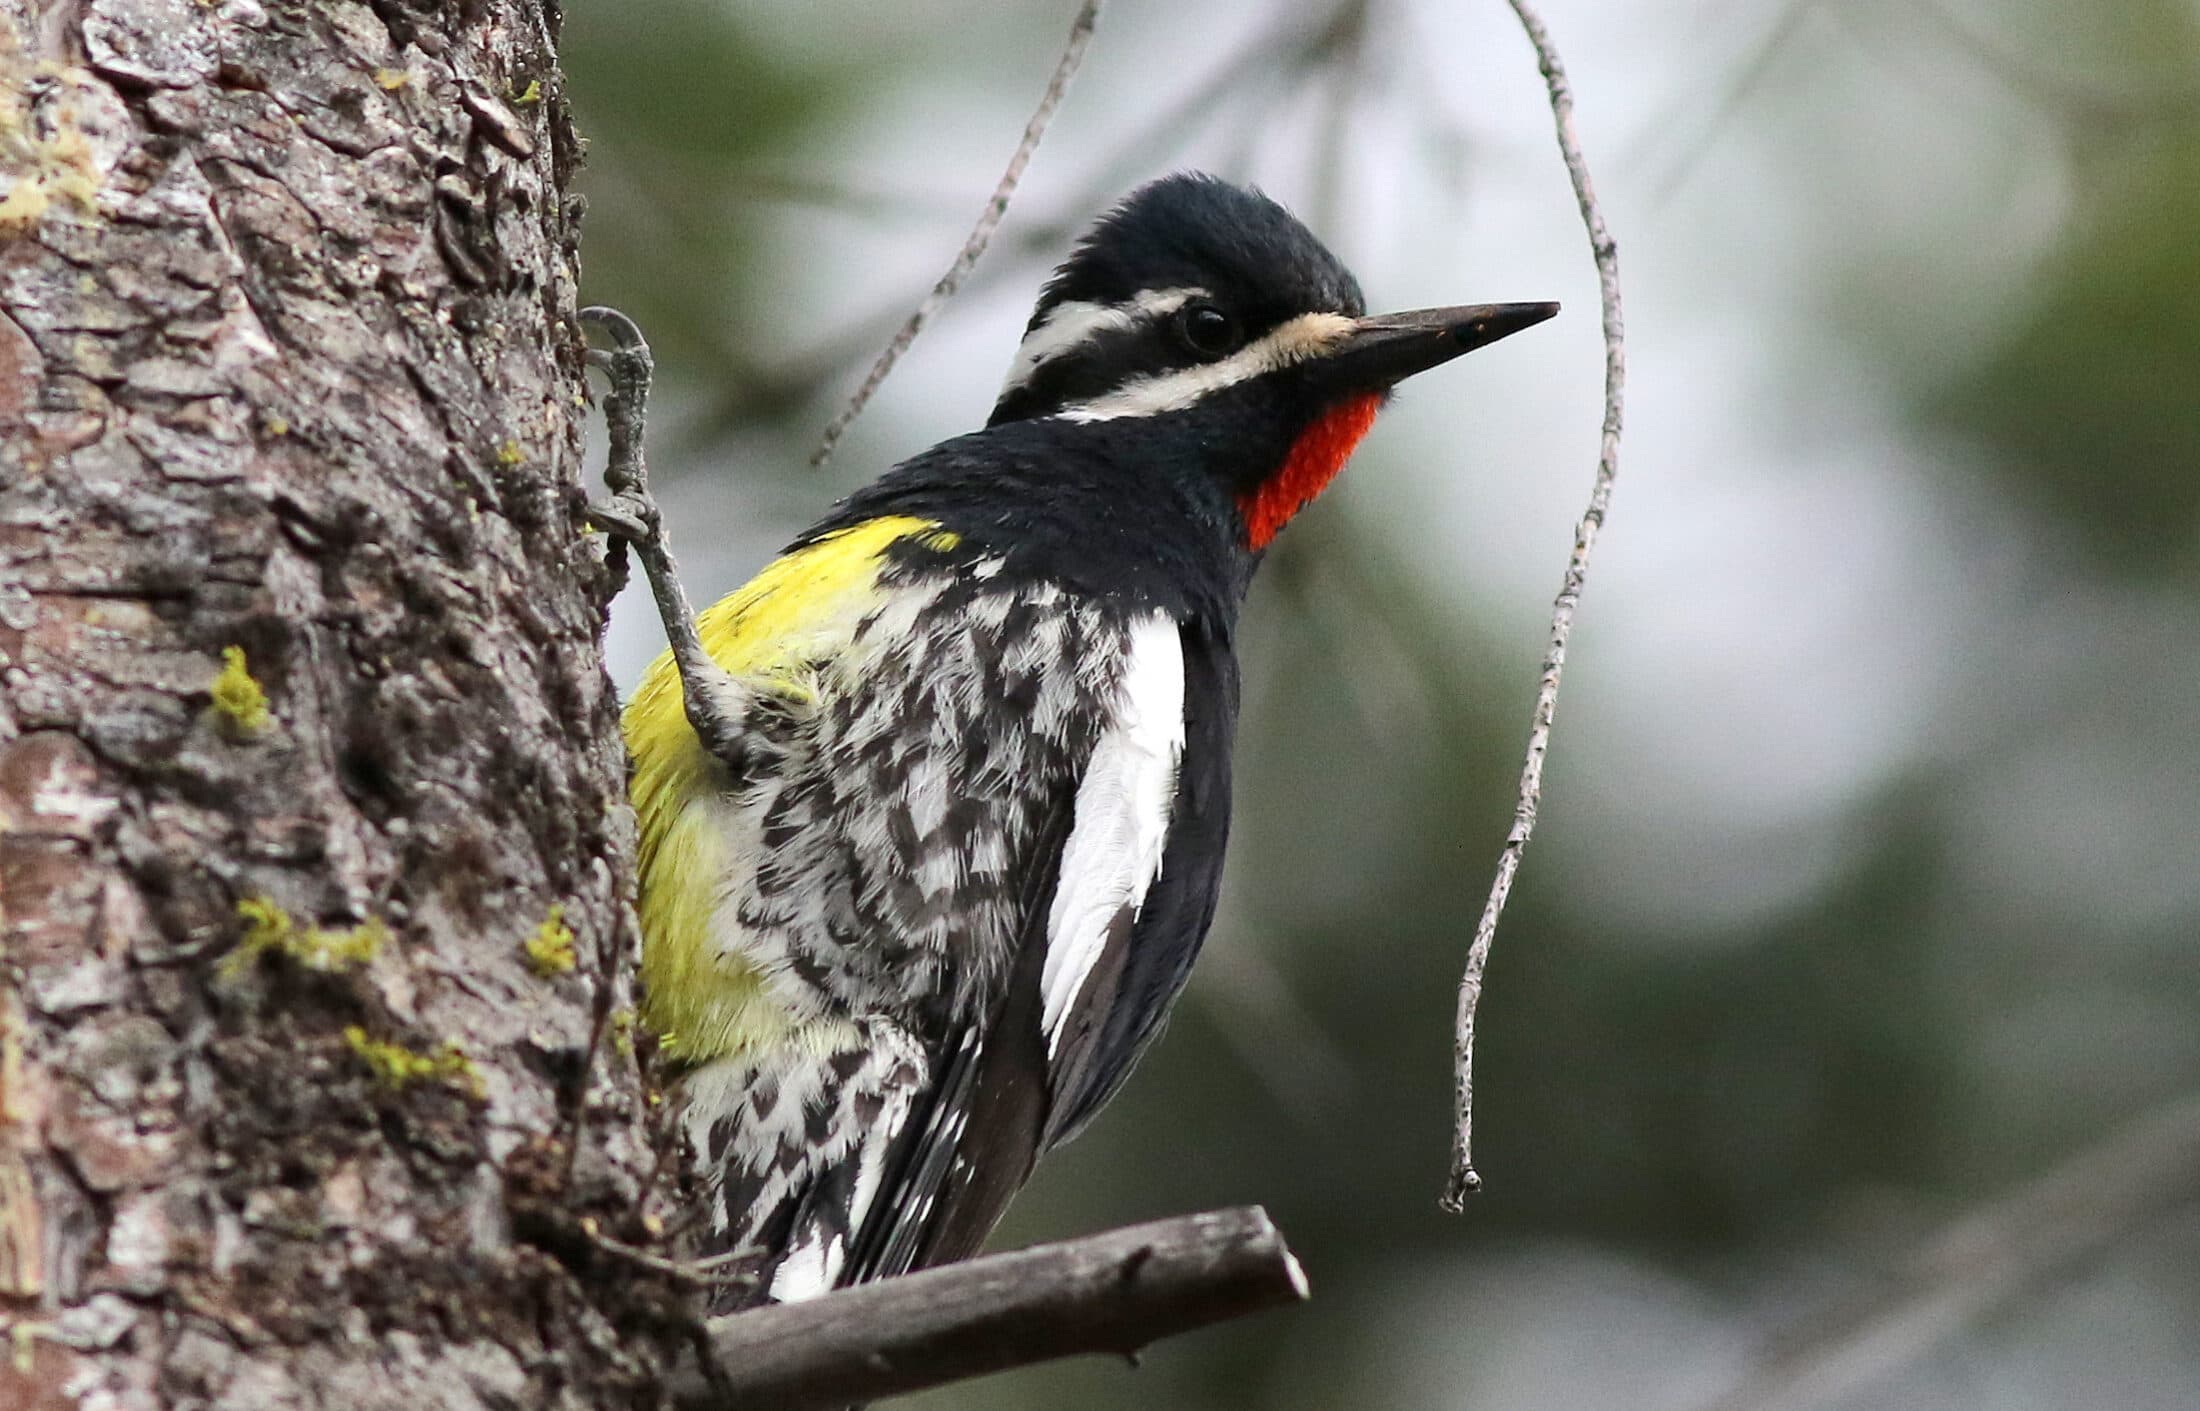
[1041, 613, 1236, 1146]
[839, 795, 1070, 1283]
[839, 610, 1236, 1285]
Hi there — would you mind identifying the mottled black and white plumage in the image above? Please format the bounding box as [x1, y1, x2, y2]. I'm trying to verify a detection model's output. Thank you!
[614, 174, 1556, 1308]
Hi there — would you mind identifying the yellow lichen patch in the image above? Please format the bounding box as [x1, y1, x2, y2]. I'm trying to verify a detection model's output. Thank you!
[609, 1006, 637, 1056]
[0, 78, 103, 233]
[220, 896, 387, 980]
[40, 130, 96, 213]
[523, 904, 577, 977]
[0, 181, 49, 231]
[0, 996, 28, 1125]
[495, 439, 524, 468]
[343, 1027, 484, 1097]
[510, 79, 542, 106]
[262, 414, 289, 437]
[373, 69, 409, 91]
[10, 1320, 45, 1375]
[210, 645, 271, 736]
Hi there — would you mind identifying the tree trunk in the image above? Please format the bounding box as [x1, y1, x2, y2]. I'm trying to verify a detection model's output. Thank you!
[0, 2, 678, 1407]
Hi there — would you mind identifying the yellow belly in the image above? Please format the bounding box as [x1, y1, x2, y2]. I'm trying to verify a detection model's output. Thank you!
[623, 516, 958, 1064]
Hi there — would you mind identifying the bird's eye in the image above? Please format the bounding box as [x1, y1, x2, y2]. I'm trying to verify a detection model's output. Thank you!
[1175, 302, 1239, 359]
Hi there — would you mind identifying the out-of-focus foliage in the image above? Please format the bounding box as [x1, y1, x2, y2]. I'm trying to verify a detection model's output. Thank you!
[568, 2, 2200, 1408]
[1928, 131, 2200, 571]
[562, 0, 859, 373]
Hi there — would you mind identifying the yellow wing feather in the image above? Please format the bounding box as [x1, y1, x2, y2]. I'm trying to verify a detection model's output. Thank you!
[625, 517, 956, 1065]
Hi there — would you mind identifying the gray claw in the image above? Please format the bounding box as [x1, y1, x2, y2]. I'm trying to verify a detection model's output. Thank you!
[587, 508, 637, 538]
[580, 305, 651, 358]
[586, 501, 650, 542]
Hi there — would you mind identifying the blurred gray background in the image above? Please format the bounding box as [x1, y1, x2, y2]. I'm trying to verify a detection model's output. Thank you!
[563, 1, 2200, 1406]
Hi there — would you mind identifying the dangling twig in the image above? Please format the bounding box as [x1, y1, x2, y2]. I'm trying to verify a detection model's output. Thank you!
[809, 0, 1102, 468]
[1444, 0, 1626, 1211]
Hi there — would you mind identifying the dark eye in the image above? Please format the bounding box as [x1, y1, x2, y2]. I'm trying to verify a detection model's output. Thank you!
[1175, 302, 1239, 359]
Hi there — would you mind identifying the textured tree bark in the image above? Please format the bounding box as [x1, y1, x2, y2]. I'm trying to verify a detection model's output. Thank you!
[0, 2, 680, 1407]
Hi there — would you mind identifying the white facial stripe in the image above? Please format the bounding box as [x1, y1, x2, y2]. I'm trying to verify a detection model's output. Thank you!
[1057, 311, 1359, 422]
[1000, 287, 1205, 398]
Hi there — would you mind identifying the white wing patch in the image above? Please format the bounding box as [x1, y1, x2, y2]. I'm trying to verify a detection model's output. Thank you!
[1040, 613, 1186, 1056]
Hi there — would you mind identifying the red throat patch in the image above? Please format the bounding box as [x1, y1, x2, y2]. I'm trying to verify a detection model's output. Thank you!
[1238, 393, 1383, 550]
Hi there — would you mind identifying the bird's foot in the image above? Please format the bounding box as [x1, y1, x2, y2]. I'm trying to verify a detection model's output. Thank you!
[582, 305, 656, 496]
[581, 305, 665, 549]
[580, 305, 754, 766]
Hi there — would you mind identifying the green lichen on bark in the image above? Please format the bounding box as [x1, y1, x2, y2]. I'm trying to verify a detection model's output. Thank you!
[343, 1026, 484, 1098]
[219, 896, 386, 980]
[210, 645, 271, 736]
[523, 903, 578, 976]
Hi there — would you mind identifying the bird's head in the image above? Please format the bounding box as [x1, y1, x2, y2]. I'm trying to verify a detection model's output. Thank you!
[990, 173, 1556, 551]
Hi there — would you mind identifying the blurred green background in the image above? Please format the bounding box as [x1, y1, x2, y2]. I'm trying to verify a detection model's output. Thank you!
[562, 2, 2200, 1406]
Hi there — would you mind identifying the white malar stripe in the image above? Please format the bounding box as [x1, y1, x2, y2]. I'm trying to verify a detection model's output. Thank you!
[1040, 614, 1186, 1056]
[999, 287, 1204, 399]
[1059, 310, 1359, 422]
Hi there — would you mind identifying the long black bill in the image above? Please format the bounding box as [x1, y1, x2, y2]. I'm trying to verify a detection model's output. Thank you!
[1322, 301, 1560, 390]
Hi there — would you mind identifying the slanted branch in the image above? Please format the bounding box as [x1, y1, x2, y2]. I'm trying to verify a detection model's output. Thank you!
[669, 1206, 1308, 1411]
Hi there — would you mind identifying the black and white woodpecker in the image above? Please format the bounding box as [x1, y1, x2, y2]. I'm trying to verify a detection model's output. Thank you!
[587, 173, 1554, 1308]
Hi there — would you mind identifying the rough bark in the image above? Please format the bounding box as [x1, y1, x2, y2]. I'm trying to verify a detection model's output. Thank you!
[0, 2, 679, 1407]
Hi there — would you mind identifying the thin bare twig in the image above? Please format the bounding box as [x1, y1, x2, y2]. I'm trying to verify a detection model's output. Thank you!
[669, 1206, 1308, 1411]
[1444, 0, 1625, 1211]
[1899, 0, 2200, 124]
[1696, 1095, 2200, 1411]
[585, 1228, 757, 1290]
[681, 1, 1363, 453]
[1307, 0, 1371, 234]
[808, 0, 1101, 469]
[1194, 933, 1356, 1124]
[1635, 0, 1817, 206]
